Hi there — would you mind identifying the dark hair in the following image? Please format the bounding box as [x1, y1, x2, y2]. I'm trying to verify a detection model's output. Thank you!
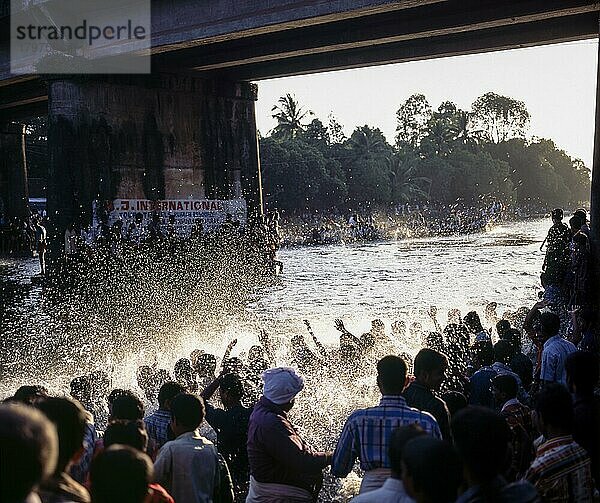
[104, 420, 148, 452]
[452, 406, 510, 481]
[110, 391, 145, 421]
[158, 381, 186, 408]
[539, 312, 560, 338]
[551, 208, 564, 220]
[535, 384, 573, 431]
[220, 373, 244, 401]
[377, 355, 408, 394]
[491, 374, 518, 399]
[566, 351, 599, 394]
[388, 425, 425, 475]
[402, 437, 462, 503]
[496, 320, 511, 338]
[90, 445, 153, 503]
[493, 340, 514, 363]
[0, 404, 58, 501]
[413, 348, 447, 377]
[464, 311, 483, 332]
[472, 341, 494, 367]
[108, 389, 131, 404]
[12, 385, 48, 405]
[503, 329, 522, 352]
[570, 214, 584, 231]
[170, 393, 205, 429]
[441, 391, 467, 417]
[36, 397, 87, 472]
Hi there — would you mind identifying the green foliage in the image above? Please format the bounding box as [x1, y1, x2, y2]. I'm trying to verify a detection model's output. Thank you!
[260, 93, 590, 212]
[471, 92, 530, 143]
[345, 126, 394, 204]
[271, 93, 313, 139]
[395, 94, 432, 148]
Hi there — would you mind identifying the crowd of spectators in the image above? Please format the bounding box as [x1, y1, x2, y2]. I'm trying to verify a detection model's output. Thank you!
[1, 207, 599, 503]
[0, 211, 47, 257]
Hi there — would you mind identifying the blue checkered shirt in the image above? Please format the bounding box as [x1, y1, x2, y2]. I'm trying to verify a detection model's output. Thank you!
[331, 395, 441, 476]
[144, 409, 171, 448]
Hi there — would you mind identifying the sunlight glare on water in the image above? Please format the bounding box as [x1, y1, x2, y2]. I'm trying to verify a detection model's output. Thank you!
[1, 218, 546, 396]
[0, 217, 549, 500]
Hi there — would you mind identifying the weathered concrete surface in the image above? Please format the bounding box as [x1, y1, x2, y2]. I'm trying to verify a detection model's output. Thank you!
[1, 0, 598, 89]
[46, 74, 261, 255]
[0, 122, 29, 219]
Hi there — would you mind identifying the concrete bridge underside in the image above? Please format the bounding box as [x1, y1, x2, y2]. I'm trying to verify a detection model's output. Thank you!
[0, 0, 600, 254]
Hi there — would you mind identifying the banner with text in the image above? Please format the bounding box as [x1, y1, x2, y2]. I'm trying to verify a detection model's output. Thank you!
[97, 198, 247, 236]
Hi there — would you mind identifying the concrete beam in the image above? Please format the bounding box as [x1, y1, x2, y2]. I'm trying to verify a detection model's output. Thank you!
[153, 0, 600, 72]
[202, 12, 598, 80]
[149, 0, 443, 53]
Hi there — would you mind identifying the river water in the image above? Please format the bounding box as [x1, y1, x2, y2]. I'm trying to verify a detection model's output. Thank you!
[0, 217, 546, 398]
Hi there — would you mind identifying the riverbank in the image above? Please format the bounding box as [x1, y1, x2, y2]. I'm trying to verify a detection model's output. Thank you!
[278, 206, 546, 248]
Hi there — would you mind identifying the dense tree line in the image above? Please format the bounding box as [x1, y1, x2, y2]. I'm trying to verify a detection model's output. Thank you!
[260, 92, 591, 212]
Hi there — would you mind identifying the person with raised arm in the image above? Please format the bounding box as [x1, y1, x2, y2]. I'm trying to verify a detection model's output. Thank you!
[201, 373, 253, 499]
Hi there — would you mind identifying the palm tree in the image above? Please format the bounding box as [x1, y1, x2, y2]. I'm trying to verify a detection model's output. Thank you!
[452, 110, 482, 147]
[271, 94, 312, 139]
[425, 119, 454, 156]
[388, 155, 431, 203]
[347, 126, 389, 160]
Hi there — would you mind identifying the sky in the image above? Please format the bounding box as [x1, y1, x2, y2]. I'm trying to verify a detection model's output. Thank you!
[255, 40, 599, 168]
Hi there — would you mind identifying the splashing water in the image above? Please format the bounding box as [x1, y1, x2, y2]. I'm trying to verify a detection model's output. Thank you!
[1, 218, 547, 500]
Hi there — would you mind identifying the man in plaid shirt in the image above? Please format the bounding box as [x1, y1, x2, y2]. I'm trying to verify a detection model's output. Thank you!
[526, 384, 595, 502]
[491, 373, 534, 480]
[331, 355, 441, 494]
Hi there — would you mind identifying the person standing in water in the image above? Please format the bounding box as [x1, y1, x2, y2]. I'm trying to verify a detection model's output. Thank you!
[35, 216, 48, 276]
[540, 208, 571, 293]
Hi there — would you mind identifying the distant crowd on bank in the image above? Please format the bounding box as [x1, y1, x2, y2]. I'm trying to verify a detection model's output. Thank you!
[0, 207, 283, 277]
[285, 201, 506, 246]
[2, 207, 600, 503]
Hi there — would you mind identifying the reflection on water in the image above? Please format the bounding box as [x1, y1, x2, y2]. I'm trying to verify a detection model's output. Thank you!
[0, 218, 546, 398]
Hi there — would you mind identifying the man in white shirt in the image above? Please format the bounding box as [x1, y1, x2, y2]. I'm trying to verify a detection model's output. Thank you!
[351, 425, 424, 502]
[539, 312, 576, 386]
[154, 393, 234, 503]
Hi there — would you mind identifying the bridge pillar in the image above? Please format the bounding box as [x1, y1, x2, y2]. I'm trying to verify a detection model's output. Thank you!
[46, 74, 262, 260]
[0, 123, 29, 220]
[592, 25, 600, 303]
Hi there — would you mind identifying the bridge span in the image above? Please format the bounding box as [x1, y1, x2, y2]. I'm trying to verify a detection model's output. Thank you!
[0, 0, 599, 256]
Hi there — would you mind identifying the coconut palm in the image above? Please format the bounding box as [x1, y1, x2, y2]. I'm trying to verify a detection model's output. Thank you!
[452, 110, 483, 147]
[271, 94, 312, 139]
[388, 155, 431, 203]
[347, 125, 389, 159]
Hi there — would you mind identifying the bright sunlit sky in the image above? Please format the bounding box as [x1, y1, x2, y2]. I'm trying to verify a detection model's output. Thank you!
[255, 40, 599, 168]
